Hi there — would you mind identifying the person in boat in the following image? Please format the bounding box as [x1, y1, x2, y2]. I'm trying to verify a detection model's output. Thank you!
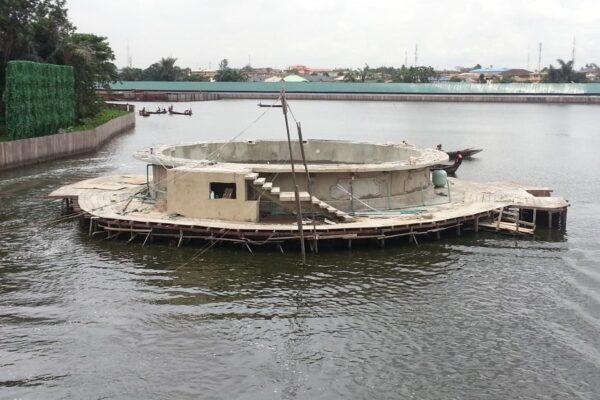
[168, 105, 173, 112]
[436, 144, 443, 151]
[454, 151, 463, 166]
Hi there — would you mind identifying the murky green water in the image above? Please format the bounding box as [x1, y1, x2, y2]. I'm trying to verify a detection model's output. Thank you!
[1, 100, 600, 399]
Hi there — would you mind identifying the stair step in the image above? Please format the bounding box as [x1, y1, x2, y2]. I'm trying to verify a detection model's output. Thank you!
[311, 196, 320, 204]
[245, 172, 259, 180]
[253, 177, 266, 186]
[263, 182, 273, 190]
[271, 187, 280, 195]
[279, 191, 310, 202]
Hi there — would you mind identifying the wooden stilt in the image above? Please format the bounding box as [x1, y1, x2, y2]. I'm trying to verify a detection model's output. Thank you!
[142, 230, 152, 247]
[296, 122, 318, 254]
[474, 216, 479, 232]
[281, 89, 306, 264]
[548, 212, 553, 229]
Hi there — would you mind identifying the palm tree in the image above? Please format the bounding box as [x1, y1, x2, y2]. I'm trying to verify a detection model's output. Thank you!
[556, 59, 574, 82]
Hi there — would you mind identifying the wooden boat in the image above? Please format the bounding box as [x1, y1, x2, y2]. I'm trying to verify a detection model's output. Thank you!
[138, 109, 151, 117]
[147, 109, 167, 115]
[168, 108, 192, 116]
[433, 157, 463, 175]
[258, 102, 283, 108]
[446, 147, 482, 160]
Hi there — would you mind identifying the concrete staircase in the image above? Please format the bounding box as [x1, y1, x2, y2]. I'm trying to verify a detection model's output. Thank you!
[245, 172, 354, 222]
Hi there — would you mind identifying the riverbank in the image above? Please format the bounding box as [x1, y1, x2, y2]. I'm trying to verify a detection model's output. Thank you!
[0, 105, 135, 170]
[102, 81, 600, 104]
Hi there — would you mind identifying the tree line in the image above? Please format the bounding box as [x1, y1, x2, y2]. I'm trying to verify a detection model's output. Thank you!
[0, 0, 118, 119]
[118, 58, 248, 82]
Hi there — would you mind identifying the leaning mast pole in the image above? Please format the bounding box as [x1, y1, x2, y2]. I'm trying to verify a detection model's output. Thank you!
[280, 89, 306, 264]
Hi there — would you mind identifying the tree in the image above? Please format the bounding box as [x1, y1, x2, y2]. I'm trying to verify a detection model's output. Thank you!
[54, 33, 118, 119]
[0, 0, 118, 121]
[0, 0, 74, 107]
[214, 58, 247, 82]
[343, 70, 357, 82]
[544, 59, 587, 83]
[391, 65, 437, 83]
[473, 63, 482, 70]
[142, 57, 183, 81]
[118, 67, 143, 81]
[478, 73, 486, 84]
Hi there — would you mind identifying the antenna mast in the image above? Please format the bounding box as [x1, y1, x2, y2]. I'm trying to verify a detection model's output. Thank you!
[414, 44, 418, 67]
[537, 42, 542, 72]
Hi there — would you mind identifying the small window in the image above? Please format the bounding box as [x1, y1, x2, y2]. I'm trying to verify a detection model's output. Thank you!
[209, 182, 236, 199]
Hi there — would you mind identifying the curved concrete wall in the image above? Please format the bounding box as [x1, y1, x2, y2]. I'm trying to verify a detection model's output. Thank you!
[164, 140, 422, 164]
[0, 108, 135, 171]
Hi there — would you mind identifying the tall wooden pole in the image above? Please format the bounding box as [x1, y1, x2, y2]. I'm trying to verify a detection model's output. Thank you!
[296, 121, 318, 253]
[281, 89, 306, 264]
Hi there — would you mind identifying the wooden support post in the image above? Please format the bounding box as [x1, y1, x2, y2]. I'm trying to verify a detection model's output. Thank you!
[474, 216, 479, 232]
[436, 231, 441, 240]
[281, 89, 306, 265]
[142, 229, 152, 247]
[347, 239, 352, 249]
[296, 121, 318, 254]
[456, 224, 461, 236]
[177, 229, 184, 248]
[548, 212, 553, 229]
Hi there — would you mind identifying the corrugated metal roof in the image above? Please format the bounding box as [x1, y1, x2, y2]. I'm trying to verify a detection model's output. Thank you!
[108, 81, 600, 95]
[282, 74, 308, 82]
[470, 67, 510, 73]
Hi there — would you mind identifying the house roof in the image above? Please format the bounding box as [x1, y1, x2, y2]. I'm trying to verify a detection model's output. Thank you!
[470, 67, 510, 73]
[282, 74, 309, 82]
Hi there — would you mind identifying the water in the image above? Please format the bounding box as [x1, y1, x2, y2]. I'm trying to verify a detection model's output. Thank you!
[1, 100, 600, 399]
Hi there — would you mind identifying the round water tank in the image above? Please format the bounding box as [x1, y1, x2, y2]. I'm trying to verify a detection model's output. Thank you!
[432, 169, 447, 188]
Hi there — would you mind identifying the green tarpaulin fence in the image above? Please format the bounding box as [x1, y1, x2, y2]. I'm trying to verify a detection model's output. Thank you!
[3, 61, 75, 140]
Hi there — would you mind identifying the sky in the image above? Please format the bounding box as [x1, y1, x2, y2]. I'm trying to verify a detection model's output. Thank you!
[67, 0, 599, 71]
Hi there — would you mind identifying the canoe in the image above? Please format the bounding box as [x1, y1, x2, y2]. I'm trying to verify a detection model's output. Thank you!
[258, 102, 283, 108]
[168, 109, 193, 116]
[446, 148, 483, 159]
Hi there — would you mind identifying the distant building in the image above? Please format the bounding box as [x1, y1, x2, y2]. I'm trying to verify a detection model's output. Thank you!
[287, 64, 334, 76]
[190, 69, 218, 80]
[282, 74, 309, 83]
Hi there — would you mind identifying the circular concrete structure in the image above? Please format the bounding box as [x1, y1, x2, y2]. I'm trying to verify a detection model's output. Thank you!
[136, 139, 448, 173]
[134, 140, 450, 222]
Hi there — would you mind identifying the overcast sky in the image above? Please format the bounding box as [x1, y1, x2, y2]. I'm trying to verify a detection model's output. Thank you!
[67, 0, 599, 71]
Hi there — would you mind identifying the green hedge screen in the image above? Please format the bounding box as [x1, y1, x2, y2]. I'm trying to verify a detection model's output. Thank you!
[2, 61, 75, 140]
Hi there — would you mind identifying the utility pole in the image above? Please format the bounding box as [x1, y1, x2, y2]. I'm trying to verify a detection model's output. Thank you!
[414, 44, 418, 67]
[404, 50, 408, 67]
[538, 42, 542, 72]
[572, 36, 576, 67]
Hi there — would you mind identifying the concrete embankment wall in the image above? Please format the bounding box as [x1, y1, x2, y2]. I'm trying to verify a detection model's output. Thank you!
[104, 90, 600, 104]
[217, 92, 600, 104]
[0, 107, 135, 171]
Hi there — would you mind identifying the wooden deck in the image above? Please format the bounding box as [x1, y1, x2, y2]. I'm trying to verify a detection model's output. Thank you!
[49, 175, 569, 248]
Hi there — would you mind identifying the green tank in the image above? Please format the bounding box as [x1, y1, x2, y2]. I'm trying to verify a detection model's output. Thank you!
[432, 169, 447, 188]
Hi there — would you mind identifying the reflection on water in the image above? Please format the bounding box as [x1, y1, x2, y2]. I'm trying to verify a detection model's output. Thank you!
[1, 100, 600, 399]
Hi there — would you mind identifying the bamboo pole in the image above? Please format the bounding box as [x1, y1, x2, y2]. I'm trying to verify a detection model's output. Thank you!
[281, 89, 306, 264]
